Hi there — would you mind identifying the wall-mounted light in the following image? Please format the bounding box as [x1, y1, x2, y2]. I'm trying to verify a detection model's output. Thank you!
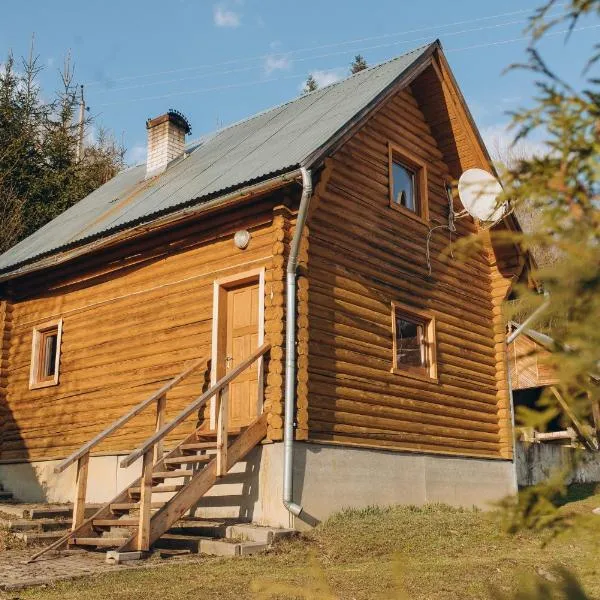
[234, 229, 251, 250]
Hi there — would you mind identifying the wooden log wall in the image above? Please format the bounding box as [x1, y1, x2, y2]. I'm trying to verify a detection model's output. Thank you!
[0, 200, 281, 462]
[304, 82, 515, 459]
[0, 300, 13, 456]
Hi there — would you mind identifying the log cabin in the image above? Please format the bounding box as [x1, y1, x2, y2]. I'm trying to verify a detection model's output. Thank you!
[0, 41, 529, 554]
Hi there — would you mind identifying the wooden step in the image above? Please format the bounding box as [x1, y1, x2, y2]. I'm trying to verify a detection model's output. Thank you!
[110, 502, 166, 512]
[152, 470, 193, 480]
[180, 442, 218, 451]
[70, 537, 128, 547]
[128, 484, 184, 496]
[93, 519, 138, 527]
[164, 455, 212, 467]
[195, 428, 241, 439]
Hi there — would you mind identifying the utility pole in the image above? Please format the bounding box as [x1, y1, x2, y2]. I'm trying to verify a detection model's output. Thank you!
[76, 84, 85, 163]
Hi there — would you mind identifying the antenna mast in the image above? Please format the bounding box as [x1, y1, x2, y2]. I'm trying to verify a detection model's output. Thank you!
[76, 84, 85, 163]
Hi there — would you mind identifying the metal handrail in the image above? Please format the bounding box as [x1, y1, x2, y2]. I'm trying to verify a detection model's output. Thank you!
[120, 342, 271, 469]
[54, 356, 208, 474]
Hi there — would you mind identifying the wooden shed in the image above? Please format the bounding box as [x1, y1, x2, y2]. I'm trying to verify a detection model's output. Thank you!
[0, 41, 526, 555]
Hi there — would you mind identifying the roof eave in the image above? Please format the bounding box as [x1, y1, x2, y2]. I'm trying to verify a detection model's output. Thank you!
[0, 168, 301, 284]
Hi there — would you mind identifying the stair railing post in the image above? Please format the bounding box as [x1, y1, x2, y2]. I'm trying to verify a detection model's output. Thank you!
[216, 387, 228, 477]
[137, 449, 153, 551]
[71, 451, 90, 532]
[154, 393, 166, 464]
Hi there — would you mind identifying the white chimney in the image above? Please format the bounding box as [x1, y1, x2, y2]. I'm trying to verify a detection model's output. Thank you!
[145, 110, 191, 179]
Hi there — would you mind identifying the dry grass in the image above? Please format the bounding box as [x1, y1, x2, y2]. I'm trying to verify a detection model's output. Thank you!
[9, 486, 600, 600]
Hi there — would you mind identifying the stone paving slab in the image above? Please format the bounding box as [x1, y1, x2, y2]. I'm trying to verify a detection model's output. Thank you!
[0, 548, 202, 593]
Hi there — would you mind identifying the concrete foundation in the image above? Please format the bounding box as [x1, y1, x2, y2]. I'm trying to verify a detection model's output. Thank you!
[0, 442, 517, 529]
[516, 441, 600, 487]
[0, 454, 142, 504]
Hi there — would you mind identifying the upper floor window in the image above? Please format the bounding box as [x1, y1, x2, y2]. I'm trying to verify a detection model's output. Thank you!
[391, 302, 437, 382]
[29, 319, 63, 389]
[388, 143, 429, 222]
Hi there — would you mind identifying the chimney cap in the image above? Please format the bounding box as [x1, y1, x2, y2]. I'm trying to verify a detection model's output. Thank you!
[146, 109, 192, 135]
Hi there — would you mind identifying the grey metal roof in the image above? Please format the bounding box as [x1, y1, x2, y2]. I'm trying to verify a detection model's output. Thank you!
[0, 42, 436, 275]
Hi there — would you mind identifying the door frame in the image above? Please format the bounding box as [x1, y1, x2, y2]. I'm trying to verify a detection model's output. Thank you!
[209, 267, 265, 429]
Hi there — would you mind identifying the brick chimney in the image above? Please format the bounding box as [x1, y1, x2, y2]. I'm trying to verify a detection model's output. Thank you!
[145, 109, 191, 179]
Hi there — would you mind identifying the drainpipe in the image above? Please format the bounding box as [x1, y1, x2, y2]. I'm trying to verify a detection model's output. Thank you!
[283, 166, 312, 518]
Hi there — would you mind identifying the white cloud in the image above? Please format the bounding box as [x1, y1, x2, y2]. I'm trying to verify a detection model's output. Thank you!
[312, 69, 344, 87]
[298, 68, 345, 92]
[264, 55, 291, 75]
[213, 4, 241, 27]
[481, 123, 548, 167]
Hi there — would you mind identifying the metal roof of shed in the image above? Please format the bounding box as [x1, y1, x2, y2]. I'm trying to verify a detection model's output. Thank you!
[0, 42, 436, 275]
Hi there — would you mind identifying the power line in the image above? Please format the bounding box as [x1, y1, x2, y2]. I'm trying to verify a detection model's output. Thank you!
[96, 23, 599, 108]
[85, 5, 547, 88]
[95, 16, 539, 96]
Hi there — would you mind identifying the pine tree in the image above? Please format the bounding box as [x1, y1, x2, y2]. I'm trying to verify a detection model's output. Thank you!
[0, 42, 124, 251]
[350, 54, 368, 74]
[303, 74, 318, 94]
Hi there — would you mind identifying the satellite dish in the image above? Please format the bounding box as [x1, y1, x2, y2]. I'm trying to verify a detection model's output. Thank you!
[458, 168, 506, 222]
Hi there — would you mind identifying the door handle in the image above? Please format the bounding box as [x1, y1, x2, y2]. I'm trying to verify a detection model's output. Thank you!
[225, 356, 233, 370]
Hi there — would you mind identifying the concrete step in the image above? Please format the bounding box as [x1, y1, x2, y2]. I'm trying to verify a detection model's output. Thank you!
[225, 524, 296, 544]
[0, 503, 99, 520]
[28, 505, 100, 520]
[167, 520, 228, 538]
[14, 529, 70, 545]
[3, 518, 73, 532]
[199, 538, 268, 557]
[153, 533, 206, 552]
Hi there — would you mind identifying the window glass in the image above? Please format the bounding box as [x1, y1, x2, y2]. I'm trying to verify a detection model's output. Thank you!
[42, 333, 58, 377]
[395, 315, 425, 369]
[30, 320, 62, 389]
[391, 160, 416, 212]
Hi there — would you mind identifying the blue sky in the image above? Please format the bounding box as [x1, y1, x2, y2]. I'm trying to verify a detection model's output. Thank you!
[2, 1, 598, 164]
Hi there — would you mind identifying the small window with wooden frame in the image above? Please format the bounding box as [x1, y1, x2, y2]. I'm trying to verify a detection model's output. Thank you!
[388, 142, 429, 222]
[391, 302, 437, 382]
[29, 319, 63, 390]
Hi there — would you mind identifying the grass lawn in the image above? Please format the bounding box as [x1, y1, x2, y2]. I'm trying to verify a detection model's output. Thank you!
[6, 486, 600, 600]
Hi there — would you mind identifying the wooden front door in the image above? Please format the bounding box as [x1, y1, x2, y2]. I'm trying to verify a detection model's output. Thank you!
[224, 281, 260, 429]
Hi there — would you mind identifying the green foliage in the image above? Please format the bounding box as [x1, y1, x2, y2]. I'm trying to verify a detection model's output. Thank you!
[350, 54, 368, 74]
[482, 0, 600, 435]
[0, 42, 124, 253]
[498, 472, 571, 541]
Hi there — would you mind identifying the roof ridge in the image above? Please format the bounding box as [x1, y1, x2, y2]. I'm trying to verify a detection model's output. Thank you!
[184, 41, 437, 151]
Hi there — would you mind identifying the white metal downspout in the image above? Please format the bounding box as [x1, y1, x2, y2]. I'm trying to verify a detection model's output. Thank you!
[283, 167, 312, 518]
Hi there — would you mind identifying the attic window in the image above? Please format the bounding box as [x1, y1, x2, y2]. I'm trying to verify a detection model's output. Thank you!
[29, 319, 63, 390]
[388, 143, 429, 221]
[391, 302, 437, 382]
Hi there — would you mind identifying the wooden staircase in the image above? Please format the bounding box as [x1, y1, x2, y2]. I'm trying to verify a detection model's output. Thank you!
[29, 343, 271, 563]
